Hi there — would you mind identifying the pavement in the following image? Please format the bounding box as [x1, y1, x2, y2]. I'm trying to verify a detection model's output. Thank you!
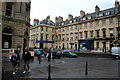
[2, 55, 120, 80]
[72, 50, 112, 58]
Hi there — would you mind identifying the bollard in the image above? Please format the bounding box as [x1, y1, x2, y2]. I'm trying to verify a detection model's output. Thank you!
[85, 61, 88, 75]
[2, 67, 4, 80]
[48, 63, 51, 80]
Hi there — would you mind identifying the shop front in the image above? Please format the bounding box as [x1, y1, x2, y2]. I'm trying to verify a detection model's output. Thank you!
[78, 40, 94, 51]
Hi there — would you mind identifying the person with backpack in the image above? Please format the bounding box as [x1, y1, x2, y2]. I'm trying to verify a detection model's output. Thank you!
[30, 49, 34, 61]
[37, 49, 41, 64]
[10, 50, 18, 75]
[22, 48, 31, 74]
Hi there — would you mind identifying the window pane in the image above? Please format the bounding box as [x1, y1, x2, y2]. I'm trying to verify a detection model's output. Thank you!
[102, 20, 106, 26]
[109, 19, 113, 24]
[80, 25, 82, 29]
[96, 21, 99, 26]
[71, 26, 73, 30]
[85, 23, 87, 28]
[90, 22, 93, 27]
[91, 31, 93, 38]
[67, 27, 69, 31]
[75, 26, 77, 30]
[6, 3, 13, 16]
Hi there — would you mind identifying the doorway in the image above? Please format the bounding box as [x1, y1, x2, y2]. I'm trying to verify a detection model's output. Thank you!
[40, 43, 43, 49]
[75, 44, 77, 50]
[63, 43, 64, 50]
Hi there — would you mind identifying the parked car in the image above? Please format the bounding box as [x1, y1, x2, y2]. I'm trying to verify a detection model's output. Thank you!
[81, 47, 87, 50]
[51, 51, 62, 59]
[111, 47, 120, 59]
[62, 51, 77, 57]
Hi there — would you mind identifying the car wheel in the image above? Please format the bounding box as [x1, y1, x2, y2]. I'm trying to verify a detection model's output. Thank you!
[69, 55, 72, 58]
[116, 56, 119, 59]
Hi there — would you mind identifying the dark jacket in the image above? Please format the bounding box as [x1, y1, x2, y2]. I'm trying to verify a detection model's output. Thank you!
[16, 52, 20, 60]
[11, 54, 18, 62]
[23, 51, 31, 61]
[48, 51, 51, 59]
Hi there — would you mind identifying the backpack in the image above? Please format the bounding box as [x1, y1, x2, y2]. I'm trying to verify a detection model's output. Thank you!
[37, 51, 41, 55]
[11, 54, 18, 61]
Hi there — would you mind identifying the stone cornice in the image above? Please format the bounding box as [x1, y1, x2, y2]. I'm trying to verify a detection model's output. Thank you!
[2, 15, 30, 26]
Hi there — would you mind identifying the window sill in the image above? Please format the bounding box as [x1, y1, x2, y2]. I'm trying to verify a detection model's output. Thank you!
[2, 49, 10, 51]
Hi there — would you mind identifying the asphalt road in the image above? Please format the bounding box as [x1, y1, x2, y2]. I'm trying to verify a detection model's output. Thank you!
[2, 56, 120, 80]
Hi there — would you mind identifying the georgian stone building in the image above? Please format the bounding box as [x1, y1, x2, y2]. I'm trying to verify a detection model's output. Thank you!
[30, 16, 55, 49]
[1, 1, 31, 59]
[30, 1, 120, 52]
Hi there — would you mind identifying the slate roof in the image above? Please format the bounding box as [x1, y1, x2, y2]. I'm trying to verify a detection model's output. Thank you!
[57, 6, 119, 27]
[31, 6, 120, 28]
[31, 19, 55, 27]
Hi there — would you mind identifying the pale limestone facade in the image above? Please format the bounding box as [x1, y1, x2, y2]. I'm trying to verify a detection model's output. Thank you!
[1, 1, 31, 59]
[30, 25, 55, 48]
[30, 1, 120, 52]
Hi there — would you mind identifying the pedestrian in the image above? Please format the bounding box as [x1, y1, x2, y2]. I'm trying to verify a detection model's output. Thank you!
[16, 50, 20, 69]
[22, 48, 31, 74]
[44, 50, 47, 58]
[30, 49, 34, 61]
[37, 49, 41, 64]
[46, 48, 53, 64]
[10, 50, 18, 74]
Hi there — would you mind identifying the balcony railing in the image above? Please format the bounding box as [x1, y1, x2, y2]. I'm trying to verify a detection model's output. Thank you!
[94, 35, 115, 40]
[78, 35, 115, 40]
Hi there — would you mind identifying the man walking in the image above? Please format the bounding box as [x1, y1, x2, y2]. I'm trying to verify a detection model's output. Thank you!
[37, 49, 41, 64]
[22, 48, 31, 74]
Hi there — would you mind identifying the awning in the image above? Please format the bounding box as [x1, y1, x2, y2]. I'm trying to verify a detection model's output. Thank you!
[36, 40, 54, 43]
[80, 42, 86, 44]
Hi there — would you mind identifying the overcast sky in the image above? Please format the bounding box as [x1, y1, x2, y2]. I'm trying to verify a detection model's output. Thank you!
[30, 0, 117, 25]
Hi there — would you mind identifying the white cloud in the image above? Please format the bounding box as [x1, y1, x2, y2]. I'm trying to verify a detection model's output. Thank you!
[30, 0, 117, 24]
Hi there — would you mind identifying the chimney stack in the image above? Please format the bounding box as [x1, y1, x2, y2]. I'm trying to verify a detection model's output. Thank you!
[95, 5, 100, 14]
[55, 16, 63, 24]
[46, 15, 50, 22]
[80, 10, 85, 18]
[33, 19, 39, 25]
[68, 14, 73, 20]
[115, 0, 119, 9]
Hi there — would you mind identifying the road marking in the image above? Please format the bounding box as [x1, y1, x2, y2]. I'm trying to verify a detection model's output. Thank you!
[51, 60, 65, 66]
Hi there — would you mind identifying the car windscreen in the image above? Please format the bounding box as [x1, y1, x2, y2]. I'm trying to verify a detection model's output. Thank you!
[57, 51, 61, 53]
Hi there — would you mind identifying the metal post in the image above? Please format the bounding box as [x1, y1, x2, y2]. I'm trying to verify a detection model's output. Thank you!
[85, 61, 88, 75]
[105, 39, 106, 54]
[48, 63, 51, 80]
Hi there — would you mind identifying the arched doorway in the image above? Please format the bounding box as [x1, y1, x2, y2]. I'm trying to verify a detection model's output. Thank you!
[2, 28, 12, 49]
[23, 31, 29, 51]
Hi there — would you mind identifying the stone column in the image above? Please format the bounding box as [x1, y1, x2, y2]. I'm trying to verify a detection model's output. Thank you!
[0, 0, 2, 79]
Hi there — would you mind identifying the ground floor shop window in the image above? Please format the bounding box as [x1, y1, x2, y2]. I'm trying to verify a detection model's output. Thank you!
[2, 28, 12, 49]
[71, 45, 73, 49]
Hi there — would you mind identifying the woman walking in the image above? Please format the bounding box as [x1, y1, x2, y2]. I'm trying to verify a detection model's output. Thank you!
[46, 48, 53, 64]
[11, 50, 18, 74]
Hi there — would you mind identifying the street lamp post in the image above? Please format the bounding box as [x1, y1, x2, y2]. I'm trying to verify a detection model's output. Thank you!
[48, 63, 51, 80]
